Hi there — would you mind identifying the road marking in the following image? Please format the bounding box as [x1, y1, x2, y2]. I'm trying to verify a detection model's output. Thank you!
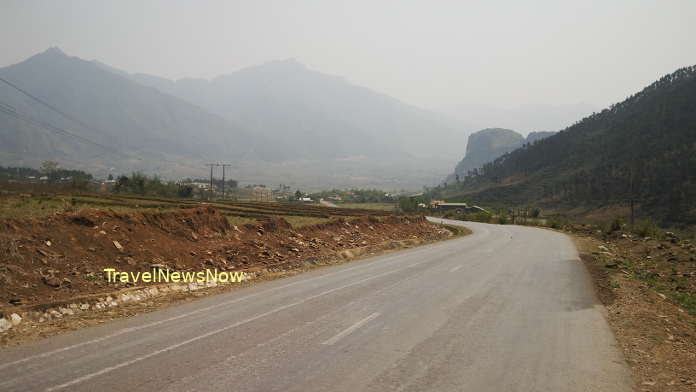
[322, 312, 381, 346]
[449, 265, 464, 272]
[44, 257, 437, 391]
[1, 243, 446, 371]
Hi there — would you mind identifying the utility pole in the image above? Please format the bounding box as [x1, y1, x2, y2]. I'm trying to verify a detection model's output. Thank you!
[204, 164, 219, 200]
[221, 163, 232, 199]
[629, 161, 635, 230]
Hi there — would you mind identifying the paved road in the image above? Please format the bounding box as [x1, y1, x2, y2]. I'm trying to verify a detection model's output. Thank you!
[0, 219, 633, 391]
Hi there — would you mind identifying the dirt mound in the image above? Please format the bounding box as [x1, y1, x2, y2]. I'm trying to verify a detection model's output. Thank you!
[0, 208, 448, 314]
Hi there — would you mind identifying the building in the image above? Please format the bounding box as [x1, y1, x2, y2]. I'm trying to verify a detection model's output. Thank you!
[435, 202, 488, 213]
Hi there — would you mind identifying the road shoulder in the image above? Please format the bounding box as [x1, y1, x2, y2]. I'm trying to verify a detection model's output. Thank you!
[574, 234, 696, 391]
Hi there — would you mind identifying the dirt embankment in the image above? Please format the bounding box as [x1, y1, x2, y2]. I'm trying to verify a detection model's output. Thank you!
[0, 207, 451, 340]
[571, 226, 696, 391]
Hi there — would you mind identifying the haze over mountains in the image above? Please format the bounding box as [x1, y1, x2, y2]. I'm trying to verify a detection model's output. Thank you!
[0, 48, 470, 189]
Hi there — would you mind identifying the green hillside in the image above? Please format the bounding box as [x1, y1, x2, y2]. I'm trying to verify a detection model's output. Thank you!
[436, 65, 696, 225]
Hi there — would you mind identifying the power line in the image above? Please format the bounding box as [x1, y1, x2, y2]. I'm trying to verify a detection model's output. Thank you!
[0, 77, 97, 133]
[0, 77, 223, 175]
[0, 101, 129, 158]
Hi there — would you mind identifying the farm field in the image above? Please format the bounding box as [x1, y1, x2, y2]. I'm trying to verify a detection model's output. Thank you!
[0, 192, 394, 222]
[335, 202, 395, 211]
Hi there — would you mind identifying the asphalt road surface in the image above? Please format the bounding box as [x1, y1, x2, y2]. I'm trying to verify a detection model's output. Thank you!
[0, 219, 634, 391]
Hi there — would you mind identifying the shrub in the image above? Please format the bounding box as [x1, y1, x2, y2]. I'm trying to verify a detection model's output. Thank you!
[547, 215, 567, 229]
[497, 214, 509, 224]
[633, 217, 661, 238]
[609, 216, 624, 233]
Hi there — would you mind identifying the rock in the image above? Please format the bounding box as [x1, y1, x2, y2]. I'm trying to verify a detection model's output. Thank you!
[657, 293, 667, 300]
[598, 245, 609, 252]
[150, 263, 167, 270]
[42, 276, 61, 288]
[8, 297, 24, 306]
[10, 313, 22, 326]
[113, 240, 124, 251]
[45, 240, 52, 247]
[0, 318, 12, 332]
[62, 277, 72, 287]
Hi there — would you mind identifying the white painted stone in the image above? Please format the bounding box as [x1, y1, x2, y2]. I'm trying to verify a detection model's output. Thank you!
[0, 318, 12, 332]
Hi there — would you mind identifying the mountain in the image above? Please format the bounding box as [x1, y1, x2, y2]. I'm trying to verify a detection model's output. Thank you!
[444, 128, 555, 184]
[1, 49, 469, 188]
[127, 60, 469, 165]
[0, 47, 258, 177]
[437, 65, 696, 225]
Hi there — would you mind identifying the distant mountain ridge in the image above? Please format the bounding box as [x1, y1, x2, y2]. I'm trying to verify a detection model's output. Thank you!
[125, 59, 469, 164]
[0, 47, 258, 176]
[0, 48, 469, 188]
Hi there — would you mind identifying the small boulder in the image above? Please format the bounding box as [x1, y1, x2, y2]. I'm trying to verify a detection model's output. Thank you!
[42, 276, 61, 288]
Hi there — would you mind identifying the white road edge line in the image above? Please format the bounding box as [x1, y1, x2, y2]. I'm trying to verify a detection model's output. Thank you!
[44, 257, 436, 391]
[321, 312, 381, 346]
[449, 265, 464, 273]
[1, 243, 441, 371]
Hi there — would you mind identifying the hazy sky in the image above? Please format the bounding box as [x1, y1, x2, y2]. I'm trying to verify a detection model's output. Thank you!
[2, 0, 695, 112]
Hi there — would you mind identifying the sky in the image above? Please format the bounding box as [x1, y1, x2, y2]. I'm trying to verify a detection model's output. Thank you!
[2, 0, 695, 119]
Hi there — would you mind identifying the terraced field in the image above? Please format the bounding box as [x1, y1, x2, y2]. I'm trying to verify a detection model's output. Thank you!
[0, 192, 394, 226]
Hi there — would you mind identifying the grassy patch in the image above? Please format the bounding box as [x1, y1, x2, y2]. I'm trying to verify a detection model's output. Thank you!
[337, 203, 395, 211]
[225, 216, 258, 227]
[281, 215, 332, 228]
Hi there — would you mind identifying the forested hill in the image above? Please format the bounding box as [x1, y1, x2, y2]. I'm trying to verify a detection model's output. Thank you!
[438, 65, 696, 225]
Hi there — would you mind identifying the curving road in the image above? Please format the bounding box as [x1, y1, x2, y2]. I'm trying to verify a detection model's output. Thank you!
[0, 219, 633, 391]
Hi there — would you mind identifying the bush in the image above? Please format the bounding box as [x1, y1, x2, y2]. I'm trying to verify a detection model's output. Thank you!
[473, 211, 492, 223]
[633, 217, 661, 238]
[497, 214, 509, 224]
[530, 207, 541, 218]
[609, 216, 624, 233]
[547, 215, 567, 229]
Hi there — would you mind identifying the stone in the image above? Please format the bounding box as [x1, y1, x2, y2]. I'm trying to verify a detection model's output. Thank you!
[42, 276, 61, 288]
[0, 318, 12, 332]
[113, 241, 124, 251]
[10, 313, 21, 326]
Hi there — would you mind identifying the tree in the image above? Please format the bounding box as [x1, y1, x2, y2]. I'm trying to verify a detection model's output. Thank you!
[295, 190, 303, 199]
[41, 160, 59, 173]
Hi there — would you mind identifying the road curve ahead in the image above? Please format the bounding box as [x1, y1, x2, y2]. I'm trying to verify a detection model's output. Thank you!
[0, 219, 633, 392]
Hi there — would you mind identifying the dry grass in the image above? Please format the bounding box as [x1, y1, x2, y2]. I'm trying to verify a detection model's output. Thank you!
[282, 215, 333, 228]
[336, 203, 395, 211]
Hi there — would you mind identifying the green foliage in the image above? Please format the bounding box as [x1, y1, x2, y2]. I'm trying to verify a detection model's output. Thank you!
[114, 172, 187, 198]
[308, 188, 394, 203]
[530, 207, 541, 218]
[609, 216, 624, 233]
[633, 217, 661, 238]
[547, 215, 568, 229]
[497, 214, 509, 225]
[398, 196, 421, 212]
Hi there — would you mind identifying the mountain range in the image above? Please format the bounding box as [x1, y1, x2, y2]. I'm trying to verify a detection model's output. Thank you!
[0, 47, 469, 189]
[437, 65, 696, 225]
